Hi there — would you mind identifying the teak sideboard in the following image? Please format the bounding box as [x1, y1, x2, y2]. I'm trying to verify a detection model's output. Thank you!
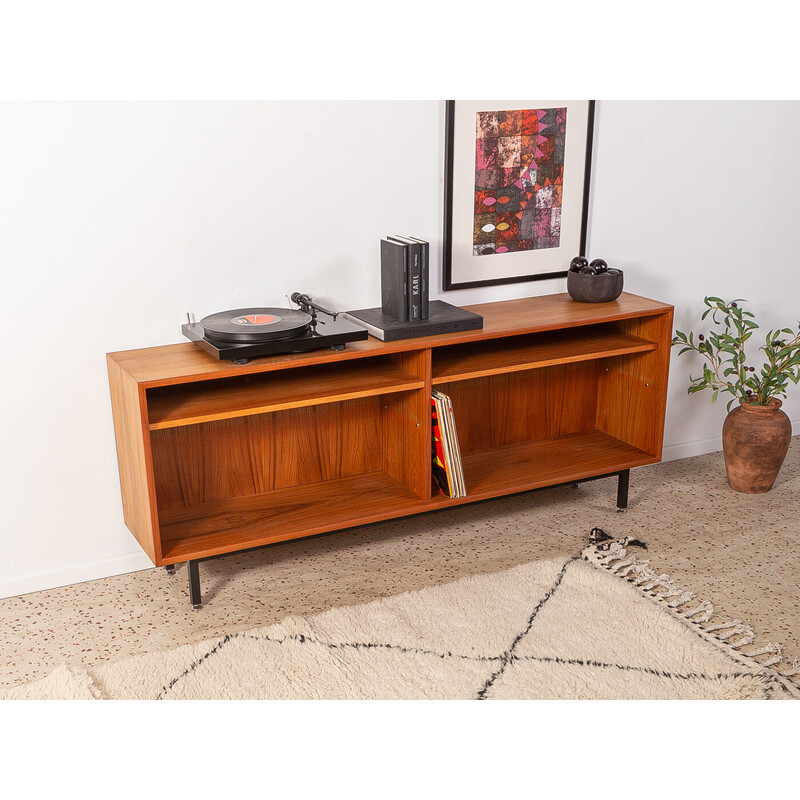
[107, 292, 673, 607]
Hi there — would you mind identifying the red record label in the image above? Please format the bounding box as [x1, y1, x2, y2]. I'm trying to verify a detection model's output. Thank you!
[231, 314, 279, 326]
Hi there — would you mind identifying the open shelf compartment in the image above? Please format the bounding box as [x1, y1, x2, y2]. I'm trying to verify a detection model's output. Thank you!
[431, 323, 656, 385]
[150, 384, 432, 562]
[458, 431, 655, 500]
[158, 471, 422, 561]
[146, 354, 424, 430]
[433, 344, 663, 501]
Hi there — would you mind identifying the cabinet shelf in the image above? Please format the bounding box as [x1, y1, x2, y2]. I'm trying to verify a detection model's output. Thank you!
[432, 328, 656, 384]
[458, 431, 656, 500]
[159, 431, 658, 561]
[159, 471, 422, 561]
[147, 359, 424, 430]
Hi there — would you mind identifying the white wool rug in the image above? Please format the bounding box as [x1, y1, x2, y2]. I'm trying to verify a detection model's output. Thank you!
[3, 535, 799, 700]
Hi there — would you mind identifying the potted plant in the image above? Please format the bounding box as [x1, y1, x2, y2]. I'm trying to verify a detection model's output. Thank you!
[672, 297, 799, 493]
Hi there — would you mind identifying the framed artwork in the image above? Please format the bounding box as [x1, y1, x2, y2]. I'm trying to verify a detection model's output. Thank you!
[443, 100, 595, 291]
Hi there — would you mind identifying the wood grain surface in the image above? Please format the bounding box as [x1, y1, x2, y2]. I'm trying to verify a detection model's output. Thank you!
[156, 430, 656, 563]
[151, 398, 384, 511]
[147, 357, 423, 429]
[106, 356, 161, 563]
[432, 327, 656, 384]
[107, 293, 672, 387]
[107, 293, 674, 567]
[596, 310, 674, 458]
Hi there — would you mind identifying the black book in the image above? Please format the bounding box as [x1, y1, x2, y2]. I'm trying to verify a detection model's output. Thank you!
[389, 235, 422, 322]
[345, 300, 483, 342]
[408, 236, 430, 320]
[380, 238, 408, 321]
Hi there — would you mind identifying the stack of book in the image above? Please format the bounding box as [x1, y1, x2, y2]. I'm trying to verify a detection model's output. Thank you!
[345, 235, 484, 342]
[431, 389, 466, 499]
[380, 235, 429, 322]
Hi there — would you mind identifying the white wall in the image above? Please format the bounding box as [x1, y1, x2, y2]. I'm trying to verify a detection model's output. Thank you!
[1, 100, 798, 598]
[589, 101, 800, 458]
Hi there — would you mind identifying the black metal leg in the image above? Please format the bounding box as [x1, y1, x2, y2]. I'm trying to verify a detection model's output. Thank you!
[164, 564, 175, 575]
[616, 469, 630, 513]
[188, 560, 202, 609]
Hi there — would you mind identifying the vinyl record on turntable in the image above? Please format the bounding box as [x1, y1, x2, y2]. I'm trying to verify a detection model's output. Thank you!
[199, 307, 312, 344]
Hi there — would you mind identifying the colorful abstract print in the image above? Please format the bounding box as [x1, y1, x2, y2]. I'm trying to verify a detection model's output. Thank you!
[473, 107, 566, 256]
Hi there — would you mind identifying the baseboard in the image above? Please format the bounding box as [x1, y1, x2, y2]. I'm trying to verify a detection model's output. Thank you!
[661, 434, 722, 463]
[0, 551, 153, 601]
[661, 417, 799, 464]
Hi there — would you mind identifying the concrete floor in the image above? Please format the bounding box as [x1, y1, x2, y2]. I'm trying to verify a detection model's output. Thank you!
[1, 441, 798, 690]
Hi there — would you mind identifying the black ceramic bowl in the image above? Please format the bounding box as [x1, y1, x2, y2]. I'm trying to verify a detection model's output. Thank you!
[567, 268, 624, 303]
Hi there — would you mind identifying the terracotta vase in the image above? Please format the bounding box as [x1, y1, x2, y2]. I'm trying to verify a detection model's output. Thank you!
[721, 398, 792, 493]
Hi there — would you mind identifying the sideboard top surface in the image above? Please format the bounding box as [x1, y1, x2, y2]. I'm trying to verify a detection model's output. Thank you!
[107, 292, 673, 387]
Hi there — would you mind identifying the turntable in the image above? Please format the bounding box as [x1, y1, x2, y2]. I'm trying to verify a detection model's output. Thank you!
[182, 292, 368, 364]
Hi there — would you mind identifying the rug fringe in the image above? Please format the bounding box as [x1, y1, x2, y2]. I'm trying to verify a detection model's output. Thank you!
[783, 657, 800, 678]
[582, 533, 800, 691]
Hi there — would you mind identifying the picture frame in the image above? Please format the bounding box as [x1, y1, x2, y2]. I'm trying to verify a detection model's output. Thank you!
[443, 100, 595, 291]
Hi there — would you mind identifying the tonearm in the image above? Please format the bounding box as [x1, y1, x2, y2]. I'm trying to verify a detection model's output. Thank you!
[290, 292, 339, 322]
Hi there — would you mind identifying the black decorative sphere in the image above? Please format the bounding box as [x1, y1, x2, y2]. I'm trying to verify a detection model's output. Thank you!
[569, 256, 588, 272]
[579, 265, 596, 275]
[589, 258, 608, 273]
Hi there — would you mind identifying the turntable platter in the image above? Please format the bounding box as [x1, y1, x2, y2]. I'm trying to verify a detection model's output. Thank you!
[200, 307, 312, 344]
